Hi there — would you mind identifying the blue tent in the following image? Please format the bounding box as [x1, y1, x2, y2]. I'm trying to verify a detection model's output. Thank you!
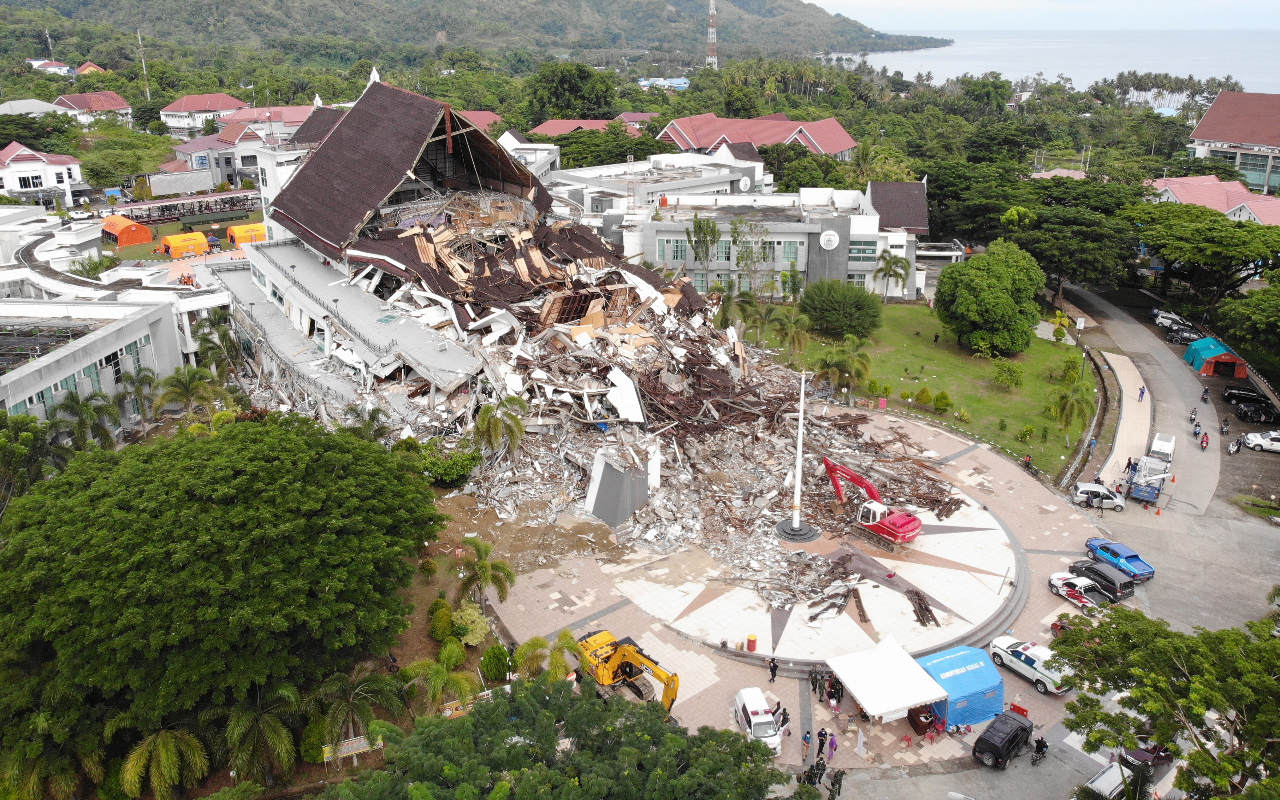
[915, 647, 1004, 727]
[1184, 337, 1227, 371]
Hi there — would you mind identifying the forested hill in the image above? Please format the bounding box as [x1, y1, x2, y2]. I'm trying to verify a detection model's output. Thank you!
[1, 0, 946, 57]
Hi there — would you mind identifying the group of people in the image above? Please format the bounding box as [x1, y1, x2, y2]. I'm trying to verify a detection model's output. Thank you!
[798, 757, 843, 792]
[800, 727, 839, 763]
[808, 668, 844, 712]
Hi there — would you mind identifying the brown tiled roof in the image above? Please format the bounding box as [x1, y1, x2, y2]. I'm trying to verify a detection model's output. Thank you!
[291, 107, 345, 144]
[868, 181, 929, 235]
[1192, 92, 1280, 148]
[53, 91, 130, 112]
[162, 93, 248, 113]
[270, 82, 551, 255]
[720, 141, 763, 163]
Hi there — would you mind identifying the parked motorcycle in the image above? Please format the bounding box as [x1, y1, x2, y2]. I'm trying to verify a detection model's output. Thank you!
[1229, 438, 1243, 455]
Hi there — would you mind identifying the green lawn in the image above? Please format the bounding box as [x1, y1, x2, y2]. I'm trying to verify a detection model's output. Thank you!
[779, 304, 1096, 470]
[106, 210, 265, 262]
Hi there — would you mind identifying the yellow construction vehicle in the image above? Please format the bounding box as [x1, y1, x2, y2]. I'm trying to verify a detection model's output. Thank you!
[576, 629, 679, 712]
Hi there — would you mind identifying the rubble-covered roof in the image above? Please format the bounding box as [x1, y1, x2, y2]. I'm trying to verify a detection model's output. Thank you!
[271, 82, 551, 256]
[291, 107, 345, 144]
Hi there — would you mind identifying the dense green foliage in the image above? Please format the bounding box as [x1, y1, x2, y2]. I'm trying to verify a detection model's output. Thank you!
[0, 414, 443, 798]
[1051, 603, 1280, 796]
[935, 240, 1046, 355]
[326, 676, 785, 800]
[7, 0, 945, 58]
[799, 280, 882, 339]
[530, 123, 677, 169]
[1218, 269, 1280, 355]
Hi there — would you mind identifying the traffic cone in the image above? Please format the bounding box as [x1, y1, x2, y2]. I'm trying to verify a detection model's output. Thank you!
[1155, 507, 1161, 516]
[1170, 474, 1176, 483]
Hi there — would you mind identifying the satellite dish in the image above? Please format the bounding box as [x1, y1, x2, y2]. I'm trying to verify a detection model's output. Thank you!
[738, 176, 751, 191]
[819, 230, 839, 251]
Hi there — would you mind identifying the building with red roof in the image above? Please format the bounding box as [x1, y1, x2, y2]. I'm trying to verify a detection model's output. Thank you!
[75, 61, 106, 75]
[160, 93, 249, 140]
[658, 113, 857, 160]
[528, 119, 642, 138]
[1152, 174, 1280, 226]
[0, 141, 88, 207]
[217, 105, 318, 140]
[616, 111, 659, 129]
[53, 91, 132, 126]
[1188, 92, 1280, 193]
[458, 110, 502, 132]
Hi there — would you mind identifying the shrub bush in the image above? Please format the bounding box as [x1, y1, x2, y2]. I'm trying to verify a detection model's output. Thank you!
[453, 600, 490, 647]
[998, 418, 1008, 431]
[955, 408, 972, 423]
[992, 359, 1025, 390]
[799, 280, 882, 338]
[429, 605, 453, 641]
[900, 390, 913, 401]
[1015, 424, 1036, 442]
[932, 391, 952, 413]
[914, 387, 933, 406]
[481, 644, 513, 681]
[428, 594, 450, 619]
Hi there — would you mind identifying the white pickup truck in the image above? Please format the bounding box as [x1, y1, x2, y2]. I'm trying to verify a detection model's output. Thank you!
[1148, 432, 1175, 464]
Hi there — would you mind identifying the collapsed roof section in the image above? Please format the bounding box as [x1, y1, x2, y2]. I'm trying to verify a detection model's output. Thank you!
[271, 81, 551, 257]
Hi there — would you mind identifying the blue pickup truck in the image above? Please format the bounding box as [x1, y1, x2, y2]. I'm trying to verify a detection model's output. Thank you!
[1086, 538, 1155, 582]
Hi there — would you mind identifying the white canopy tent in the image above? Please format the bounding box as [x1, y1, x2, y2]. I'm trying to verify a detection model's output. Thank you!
[826, 637, 949, 723]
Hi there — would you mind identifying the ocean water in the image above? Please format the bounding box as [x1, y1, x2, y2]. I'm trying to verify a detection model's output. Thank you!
[860, 30, 1280, 93]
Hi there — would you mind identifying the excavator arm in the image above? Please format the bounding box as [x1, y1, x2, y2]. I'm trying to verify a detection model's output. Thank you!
[577, 630, 679, 712]
[610, 645, 680, 712]
[823, 457, 884, 504]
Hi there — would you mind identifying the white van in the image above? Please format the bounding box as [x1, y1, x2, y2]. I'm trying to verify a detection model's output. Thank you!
[733, 687, 782, 755]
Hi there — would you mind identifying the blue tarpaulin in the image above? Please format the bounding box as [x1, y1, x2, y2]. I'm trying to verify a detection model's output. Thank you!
[916, 647, 1004, 727]
[1184, 337, 1227, 371]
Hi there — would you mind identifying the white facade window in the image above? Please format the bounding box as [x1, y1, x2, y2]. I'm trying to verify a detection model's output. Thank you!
[846, 273, 867, 287]
[716, 239, 731, 261]
[783, 240, 799, 264]
[669, 239, 687, 261]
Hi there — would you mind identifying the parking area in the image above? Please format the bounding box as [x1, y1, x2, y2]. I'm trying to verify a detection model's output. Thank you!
[1138, 312, 1280, 509]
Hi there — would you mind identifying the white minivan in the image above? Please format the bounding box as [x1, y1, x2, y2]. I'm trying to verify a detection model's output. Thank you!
[733, 687, 782, 755]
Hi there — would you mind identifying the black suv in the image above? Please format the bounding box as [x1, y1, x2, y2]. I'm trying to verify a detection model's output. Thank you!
[1165, 327, 1200, 345]
[1068, 560, 1135, 602]
[1236, 402, 1280, 425]
[972, 711, 1033, 769]
[1222, 386, 1270, 406]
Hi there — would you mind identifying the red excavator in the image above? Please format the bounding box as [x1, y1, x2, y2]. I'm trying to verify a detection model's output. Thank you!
[823, 457, 922, 552]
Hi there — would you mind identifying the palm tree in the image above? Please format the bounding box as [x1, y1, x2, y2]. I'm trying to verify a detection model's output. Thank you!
[115, 367, 158, 424]
[840, 334, 873, 386]
[193, 310, 239, 377]
[314, 663, 403, 766]
[873, 251, 912, 301]
[153, 365, 228, 418]
[770, 307, 811, 365]
[513, 636, 550, 679]
[741, 300, 774, 346]
[546, 630, 583, 681]
[50, 390, 121, 450]
[219, 684, 301, 786]
[120, 727, 209, 800]
[1073, 765, 1153, 800]
[1049, 375, 1095, 432]
[455, 538, 516, 603]
[342, 404, 392, 442]
[473, 395, 528, 459]
[714, 289, 744, 329]
[401, 641, 479, 713]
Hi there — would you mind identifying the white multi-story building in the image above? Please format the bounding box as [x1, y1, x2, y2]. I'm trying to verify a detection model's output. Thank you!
[0, 141, 90, 208]
[160, 93, 249, 139]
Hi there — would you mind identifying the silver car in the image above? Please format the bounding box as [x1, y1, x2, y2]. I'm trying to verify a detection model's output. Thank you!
[1072, 482, 1125, 511]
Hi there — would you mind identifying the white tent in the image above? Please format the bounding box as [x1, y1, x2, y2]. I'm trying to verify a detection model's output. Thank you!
[826, 637, 949, 722]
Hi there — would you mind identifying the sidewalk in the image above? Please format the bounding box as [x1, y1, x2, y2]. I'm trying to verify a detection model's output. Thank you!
[1097, 351, 1150, 487]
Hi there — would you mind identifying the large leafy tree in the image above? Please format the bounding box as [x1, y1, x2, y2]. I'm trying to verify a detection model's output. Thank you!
[0, 411, 54, 510]
[0, 414, 443, 792]
[1051, 605, 1280, 796]
[524, 61, 617, 124]
[1217, 268, 1280, 353]
[1003, 204, 1131, 302]
[335, 676, 785, 800]
[1120, 202, 1280, 306]
[935, 239, 1046, 355]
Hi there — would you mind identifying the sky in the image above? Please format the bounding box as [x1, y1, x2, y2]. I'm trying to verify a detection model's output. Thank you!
[815, 0, 1280, 31]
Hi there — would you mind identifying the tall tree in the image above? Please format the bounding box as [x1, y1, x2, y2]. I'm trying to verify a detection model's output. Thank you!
[473, 395, 528, 459]
[524, 61, 618, 124]
[798, 279, 882, 339]
[1051, 603, 1280, 796]
[455, 539, 516, 603]
[546, 629, 583, 682]
[512, 636, 550, 679]
[0, 411, 53, 510]
[1048, 374, 1094, 432]
[115, 367, 158, 424]
[219, 684, 301, 786]
[153, 365, 229, 417]
[401, 642, 478, 713]
[730, 217, 769, 295]
[684, 213, 721, 280]
[1004, 204, 1130, 302]
[314, 663, 404, 765]
[769, 306, 811, 365]
[935, 239, 1046, 355]
[1217, 269, 1280, 353]
[0, 415, 442, 785]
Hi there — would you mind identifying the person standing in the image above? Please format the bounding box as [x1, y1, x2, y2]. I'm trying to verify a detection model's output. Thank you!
[817, 727, 829, 756]
[828, 732, 838, 761]
[808, 666, 819, 694]
[1138, 385, 1146, 401]
[801, 729, 812, 761]
[768, 657, 778, 683]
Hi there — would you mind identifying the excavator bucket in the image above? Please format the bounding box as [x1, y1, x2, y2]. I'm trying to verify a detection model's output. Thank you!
[823, 457, 884, 504]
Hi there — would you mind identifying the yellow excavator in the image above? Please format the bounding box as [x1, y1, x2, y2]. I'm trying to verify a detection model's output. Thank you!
[576, 630, 679, 712]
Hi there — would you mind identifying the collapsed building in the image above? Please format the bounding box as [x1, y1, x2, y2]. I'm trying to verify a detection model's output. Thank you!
[220, 82, 963, 608]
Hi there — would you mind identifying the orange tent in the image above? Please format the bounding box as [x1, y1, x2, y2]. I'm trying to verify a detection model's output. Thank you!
[100, 215, 152, 248]
[160, 232, 209, 259]
[226, 222, 266, 247]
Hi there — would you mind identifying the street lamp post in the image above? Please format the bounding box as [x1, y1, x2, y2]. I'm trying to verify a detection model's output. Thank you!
[775, 371, 819, 542]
